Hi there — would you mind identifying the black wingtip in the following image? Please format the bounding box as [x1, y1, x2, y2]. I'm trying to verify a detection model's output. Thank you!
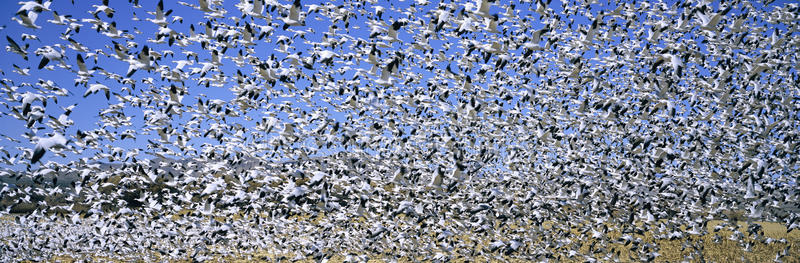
[38, 57, 49, 69]
[23, 103, 31, 116]
[31, 146, 45, 164]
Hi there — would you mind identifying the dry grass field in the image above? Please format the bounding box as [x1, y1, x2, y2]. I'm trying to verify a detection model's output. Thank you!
[26, 218, 798, 263]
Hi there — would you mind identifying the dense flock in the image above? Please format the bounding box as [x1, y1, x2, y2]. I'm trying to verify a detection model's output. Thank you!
[0, 0, 799, 261]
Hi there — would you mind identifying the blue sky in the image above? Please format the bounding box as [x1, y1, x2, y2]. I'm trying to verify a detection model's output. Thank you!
[0, 0, 797, 180]
[7, 2, 324, 160]
[0, 0, 342, 168]
[0, 0, 536, 168]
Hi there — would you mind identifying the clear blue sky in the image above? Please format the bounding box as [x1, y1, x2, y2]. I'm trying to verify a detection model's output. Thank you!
[0, 0, 427, 168]
[0, 0, 797, 178]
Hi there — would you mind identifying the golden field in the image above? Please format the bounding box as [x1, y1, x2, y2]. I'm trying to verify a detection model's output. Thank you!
[23, 218, 798, 263]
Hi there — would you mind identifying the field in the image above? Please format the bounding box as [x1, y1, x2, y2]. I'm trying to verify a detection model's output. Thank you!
[9, 215, 797, 262]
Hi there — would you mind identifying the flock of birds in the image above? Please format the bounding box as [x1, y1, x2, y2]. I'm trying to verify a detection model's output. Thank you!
[0, 0, 799, 261]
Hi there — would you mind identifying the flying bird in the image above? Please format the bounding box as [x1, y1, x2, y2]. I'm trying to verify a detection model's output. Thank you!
[31, 132, 70, 164]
